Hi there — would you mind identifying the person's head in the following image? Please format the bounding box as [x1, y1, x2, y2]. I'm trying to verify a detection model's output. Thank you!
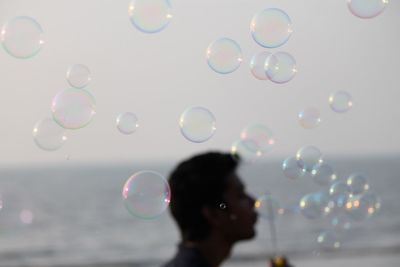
[168, 151, 258, 244]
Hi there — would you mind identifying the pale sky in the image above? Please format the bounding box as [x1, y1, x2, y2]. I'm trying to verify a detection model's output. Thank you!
[0, 0, 399, 165]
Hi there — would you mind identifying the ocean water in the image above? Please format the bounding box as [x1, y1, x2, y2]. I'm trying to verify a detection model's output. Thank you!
[0, 156, 399, 267]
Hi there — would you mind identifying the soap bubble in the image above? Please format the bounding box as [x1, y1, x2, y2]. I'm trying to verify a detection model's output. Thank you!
[116, 112, 139, 135]
[66, 64, 91, 89]
[179, 106, 216, 143]
[122, 170, 171, 219]
[347, 173, 369, 195]
[331, 214, 352, 231]
[299, 192, 329, 220]
[255, 195, 280, 221]
[298, 107, 321, 129]
[206, 38, 243, 74]
[347, 0, 388, 19]
[249, 51, 271, 80]
[311, 163, 337, 186]
[240, 124, 275, 156]
[1, 16, 44, 59]
[329, 181, 351, 210]
[282, 156, 306, 180]
[250, 8, 293, 48]
[329, 91, 353, 113]
[231, 139, 260, 164]
[296, 146, 323, 172]
[33, 117, 67, 151]
[264, 52, 297, 84]
[317, 230, 341, 250]
[128, 0, 172, 33]
[345, 192, 381, 221]
[51, 88, 96, 129]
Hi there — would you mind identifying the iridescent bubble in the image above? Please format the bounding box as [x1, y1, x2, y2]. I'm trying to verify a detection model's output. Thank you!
[329, 181, 351, 210]
[347, 0, 388, 19]
[249, 51, 271, 80]
[298, 107, 321, 129]
[317, 231, 341, 250]
[240, 124, 275, 155]
[206, 38, 243, 74]
[116, 112, 139, 135]
[230, 139, 260, 164]
[345, 192, 381, 221]
[347, 173, 369, 195]
[255, 195, 280, 221]
[282, 156, 306, 180]
[264, 52, 297, 84]
[296, 146, 323, 172]
[51, 88, 96, 129]
[128, 0, 172, 33]
[66, 64, 91, 89]
[329, 91, 353, 113]
[122, 170, 171, 219]
[250, 8, 293, 48]
[179, 106, 216, 143]
[311, 163, 337, 186]
[299, 192, 329, 220]
[0, 16, 44, 59]
[33, 117, 67, 151]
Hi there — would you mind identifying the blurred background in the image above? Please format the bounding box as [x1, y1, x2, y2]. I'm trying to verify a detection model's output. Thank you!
[0, 0, 399, 266]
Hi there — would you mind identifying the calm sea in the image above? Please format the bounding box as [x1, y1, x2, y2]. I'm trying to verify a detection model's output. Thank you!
[0, 156, 399, 267]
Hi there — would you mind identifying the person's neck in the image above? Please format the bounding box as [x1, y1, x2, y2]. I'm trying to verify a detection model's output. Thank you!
[184, 234, 233, 267]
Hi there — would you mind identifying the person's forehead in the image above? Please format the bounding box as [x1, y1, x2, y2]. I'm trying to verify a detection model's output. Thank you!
[226, 172, 245, 191]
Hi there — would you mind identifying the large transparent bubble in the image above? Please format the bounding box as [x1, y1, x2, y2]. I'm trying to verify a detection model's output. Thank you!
[33, 117, 67, 151]
[206, 38, 243, 74]
[264, 52, 297, 84]
[179, 106, 216, 143]
[128, 0, 172, 33]
[1, 16, 44, 59]
[250, 8, 293, 48]
[296, 146, 323, 172]
[249, 51, 272, 80]
[51, 88, 96, 129]
[347, 0, 388, 19]
[122, 170, 171, 219]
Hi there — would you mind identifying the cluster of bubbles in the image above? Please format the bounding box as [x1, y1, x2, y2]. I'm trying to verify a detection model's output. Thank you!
[231, 124, 276, 163]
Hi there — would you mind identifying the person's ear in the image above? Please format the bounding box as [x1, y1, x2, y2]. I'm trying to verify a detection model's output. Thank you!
[202, 206, 227, 227]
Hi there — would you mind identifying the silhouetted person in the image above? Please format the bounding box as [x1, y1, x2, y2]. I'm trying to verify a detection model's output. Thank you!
[162, 151, 258, 267]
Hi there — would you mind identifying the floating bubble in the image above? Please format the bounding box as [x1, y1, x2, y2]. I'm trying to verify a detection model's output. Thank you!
[255, 195, 280, 221]
[299, 192, 329, 220]
[33, 117, 67, 151]
[240, 124, 275, 156]
[347, 173, 369, 195]
[331, 214, 352, 231]
[66, 64, 91, 89]
[329, 181, 351, 211]
[347, 0, 388, 19]
[329, 91, 353, 113]
[231, 139, 260, 163]
[282, 156, 306, 180]
[312, 163, 337, 186]
[250, 8, 293, 48]
[179, 106, 216, 143]
[298, 107, 321, 129]
[51, 88, 96, 129]
[0, 16, 44, 59]
[128, 0, 172, 33]
[206, 38, 243, 74]
[116, 112, 139, 135]
[249, 51, 272, 80]
[296, 146, 323, 172]
[264, 52, 297, 84]
[317, 231, 341, 250]
[122, 170, 171, 219]
[345, 192, 381, 221]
